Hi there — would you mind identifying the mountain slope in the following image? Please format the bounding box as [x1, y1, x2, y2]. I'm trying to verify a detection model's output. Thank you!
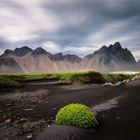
[81, 42, 137, 71]
[137, 60, 140, 68]
[0, 42, 138, 73]
[0, 57, 22, 73]
[14, 46, 33, 56]
[1, 46, 33, 57]
[109, 42, 136, 64]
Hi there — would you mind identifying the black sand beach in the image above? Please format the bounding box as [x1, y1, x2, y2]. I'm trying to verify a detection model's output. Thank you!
[0, 79, 140, 140]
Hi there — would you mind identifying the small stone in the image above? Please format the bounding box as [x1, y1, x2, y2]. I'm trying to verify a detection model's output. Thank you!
[7, 108, 12, 111]
[102, 114, 105, 118]
[25, 108, 34, 111]
[6, 103, 12, 107]
[27, 133, 32, 139]
[5, 118, 11, 123]
[37, 115, 42, 117]
[116, 116, 121, 120]
[48, 125, 50, 128]
[20, 118, 28, 122]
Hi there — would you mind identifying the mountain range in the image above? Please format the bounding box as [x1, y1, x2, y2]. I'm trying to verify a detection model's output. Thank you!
[0, 42, 139, 73]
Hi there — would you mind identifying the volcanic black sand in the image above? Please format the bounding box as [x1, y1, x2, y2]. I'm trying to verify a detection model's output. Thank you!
[0, 79, 140, 140]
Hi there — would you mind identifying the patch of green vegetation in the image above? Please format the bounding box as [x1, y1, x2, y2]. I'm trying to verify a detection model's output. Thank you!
[0, 77, 21, 88]
[0, 71, 138, 88]
[23, 74, 47, 81]
[60, 71, 105, 84]
[23, 73, 62, 81]
[0, 74, 25, 82]
[103, 74, 135, 83]
[0, 73, 60, 88]
[55, 103, 98, 128]
[49, 73, 64, 79]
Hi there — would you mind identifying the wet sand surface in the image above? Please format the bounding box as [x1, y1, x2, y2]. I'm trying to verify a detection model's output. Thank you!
[0, 79, 140, 140]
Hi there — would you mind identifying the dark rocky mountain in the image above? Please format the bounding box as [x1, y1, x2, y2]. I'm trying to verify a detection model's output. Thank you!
[82, 42, 137, 71]
[1, 46, 33, 57]
[86, 42, 136, 64]
[14, 46, 33, 56]
[0, 57, 22, 73]
[0, 42, 138, 73]
[32, 47, 51, 56]
[63, 54, 81, 63]
[50, 53, 63, 60]
[1, 49, 14, 57]
[50, 53, 81, 63]
[109, 42, 136, 64]
[86, 45, 111, 65]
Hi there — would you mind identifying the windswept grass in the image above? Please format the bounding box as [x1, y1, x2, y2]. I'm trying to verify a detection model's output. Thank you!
[23, 73, 64, 81]
[23, 74, 50, 81]
[103, 74, 136, 83]
[0, 77, 21, 88]
[60, 71, 105, 84]
[0, 73, 61, 88]
[0, 71, 139, 88]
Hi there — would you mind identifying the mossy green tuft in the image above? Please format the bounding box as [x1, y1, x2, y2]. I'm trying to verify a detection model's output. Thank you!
[55, 103, 98, 128]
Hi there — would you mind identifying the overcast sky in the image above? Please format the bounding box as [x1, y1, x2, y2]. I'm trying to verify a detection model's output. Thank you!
[0, 0, 140, 59]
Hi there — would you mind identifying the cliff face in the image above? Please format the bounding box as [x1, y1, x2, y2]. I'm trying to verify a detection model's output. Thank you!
[0, 42, 138, 73]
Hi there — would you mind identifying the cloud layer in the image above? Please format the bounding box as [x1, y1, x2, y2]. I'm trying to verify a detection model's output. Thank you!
[0, 0, 140, 59]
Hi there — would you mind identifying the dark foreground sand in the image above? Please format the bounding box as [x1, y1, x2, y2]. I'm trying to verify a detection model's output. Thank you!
[0, 79, 140, 140]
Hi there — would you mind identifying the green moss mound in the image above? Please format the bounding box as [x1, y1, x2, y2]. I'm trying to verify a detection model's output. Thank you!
[55, 103, 98, 128]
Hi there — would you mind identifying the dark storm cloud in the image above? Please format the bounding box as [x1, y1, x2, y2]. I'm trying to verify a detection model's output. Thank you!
[0, 0, 140, 59]
[41, 0, 140, 46]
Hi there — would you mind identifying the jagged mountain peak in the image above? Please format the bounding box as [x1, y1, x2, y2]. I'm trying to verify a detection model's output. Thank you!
[86, 45, 108, 58]
[54, 52, 63, 57]
[50, 53, 81, 63]
[0, 42, 138, 73]
[32, 47, 51, 56]
[98, 45, 108, 53]
[114, 42, 121, 47]
[2, 49, 14, 56]
[83, 42, 137, 71]
[14, 46, 32, 51]
[51, 53, 63, 60]
[109, 42, 122, 53]
[1, 46, 33, 57]
[14, 46, 33, 56]
[64, 54, 82, 63]
[101, 45, 108, 49]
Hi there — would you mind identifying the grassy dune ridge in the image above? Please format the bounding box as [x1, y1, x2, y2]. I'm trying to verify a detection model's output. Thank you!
[0, 71, 139, 88]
